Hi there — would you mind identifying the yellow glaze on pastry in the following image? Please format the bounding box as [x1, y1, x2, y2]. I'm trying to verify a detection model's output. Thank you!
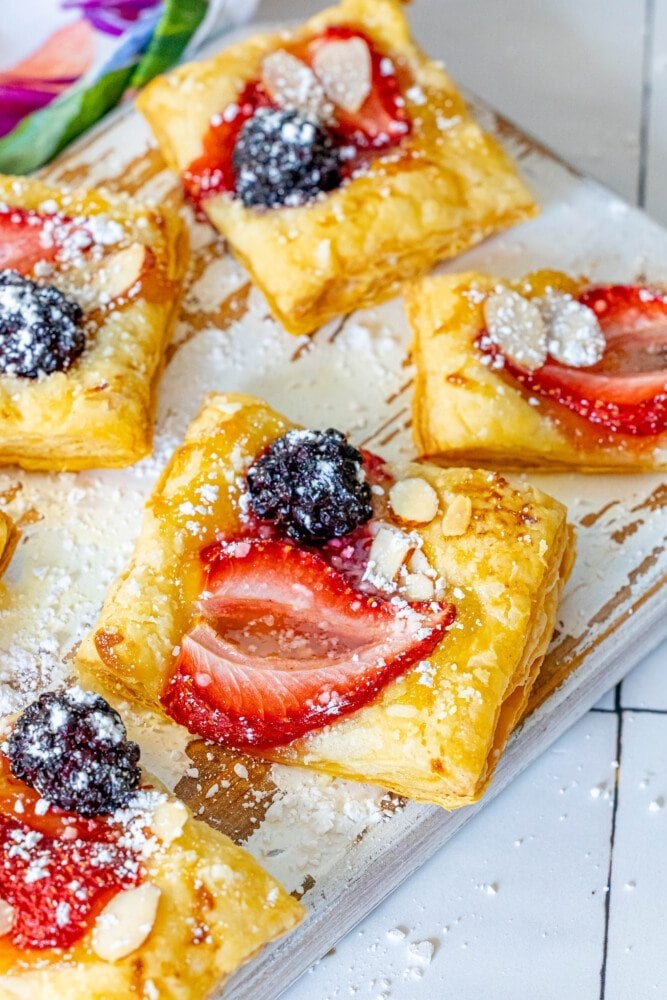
[77, 394, 574, 810]
[407, 269, 667, 471]
[137, 0, 537, 336]
[0, 773, 303, 999]
[0, 175, 189, 471]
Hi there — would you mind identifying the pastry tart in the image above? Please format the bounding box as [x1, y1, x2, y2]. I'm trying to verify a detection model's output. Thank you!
[77, 394, 574, 810]
[0, 687, 302, 999]
[0, 175, 189, 471]
[407, 269, 667, 470]
[136, 0, 536, 336]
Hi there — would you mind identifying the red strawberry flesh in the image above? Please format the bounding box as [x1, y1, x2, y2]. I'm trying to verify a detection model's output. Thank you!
[0, 756, 142, 951]
[163, 539, 455, 747]
[0, 208, 60, 273]
[477, 284, 667, 437]
[0, 813, 142, 950]
[0, 206, 91, 275]
[292, 26, 412, 150]
[182, 27, 411, 208]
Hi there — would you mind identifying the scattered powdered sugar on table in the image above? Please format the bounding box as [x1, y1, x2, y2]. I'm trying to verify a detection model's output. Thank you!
[244, 766, 396, 894]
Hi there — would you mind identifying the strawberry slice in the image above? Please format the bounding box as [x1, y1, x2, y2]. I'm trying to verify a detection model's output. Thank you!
[0, 208, 61, 273]
[0, 811, 141, 950]
[0, 206, 90, 275]
[293, 26, 412, 150]
[479, 285, 667, 437]
[162, 539, 455, 747]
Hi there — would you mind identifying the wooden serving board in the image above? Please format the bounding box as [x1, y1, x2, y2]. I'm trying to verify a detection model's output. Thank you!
[0, 26, 664, 1000]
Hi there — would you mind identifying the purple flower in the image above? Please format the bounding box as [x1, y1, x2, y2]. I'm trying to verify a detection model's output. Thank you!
[61, 0, 162, 37]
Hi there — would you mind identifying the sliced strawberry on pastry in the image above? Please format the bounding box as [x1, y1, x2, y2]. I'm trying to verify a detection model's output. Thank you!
[162, 539, 455, 748]
[0, 811, 141, 950]
[0, 206, 102, 276]
[0, 208, 62, 273]
[524, 286, 667, 436]
[480, 285, 667, 437]
[293, 26, 411, 150]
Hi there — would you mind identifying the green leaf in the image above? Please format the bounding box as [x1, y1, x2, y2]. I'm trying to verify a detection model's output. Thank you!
[131, 0, 208, 88]
[0, 65, 134, 175]
[0, 0, 208, 174]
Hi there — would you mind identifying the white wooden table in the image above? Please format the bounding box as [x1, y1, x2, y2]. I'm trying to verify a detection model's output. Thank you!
[259, 3, 667, 998]
[2, 3, 666, 998]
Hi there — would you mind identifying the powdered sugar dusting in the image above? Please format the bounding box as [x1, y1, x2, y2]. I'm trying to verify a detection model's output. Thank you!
[244, 767, 397, 894]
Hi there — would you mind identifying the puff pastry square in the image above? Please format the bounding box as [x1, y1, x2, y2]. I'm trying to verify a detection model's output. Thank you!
[0, 175, 189, 471]
[407, 269, 667, 471]
[137, 0, 537, 336]
[0, 754, 303, 999]
[77, 394, 574, 810]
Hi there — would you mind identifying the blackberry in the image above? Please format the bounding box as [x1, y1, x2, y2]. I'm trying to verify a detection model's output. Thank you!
[5, 687, 141, 817]
[232, 107, 343, 209]
[0, 270, 85, 378]
[247, 428, 373, 545]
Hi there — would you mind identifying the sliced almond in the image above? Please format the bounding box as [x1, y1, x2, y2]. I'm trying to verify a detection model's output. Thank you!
[312, 37, 372, 114]
[402, 572, 435, 601]
[483, 289, 548, 372]
[55, 242, 147, 310]
[389, 478, 439, 524]
[151, 800, 187, 846]
[407, 547, 435, 577]
[262, 50, 328, 118]
[0, 899, 15, 937]
[97, 242, 148, 303]
[536, 292, 606, 368]
[364, 525, 414, 586]
[92, 883, 161, 962]
[441, 495, 472, 537]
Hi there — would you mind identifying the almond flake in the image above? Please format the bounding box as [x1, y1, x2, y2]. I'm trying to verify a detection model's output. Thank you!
[0, 899, 15, 936]
[312, 37, 372, 114]
[151, 800, 187, 846]
[57, 242, 147, 309]
[262, 50, 328, 119]
[402, 572, 435, 601]
[97, 243, 147, 302]
[408, 548, 436, 577]
[483, 290, 547, 372]
[364, 525, 414, 586]
[389, 478, 439, 524]
[92, 883, 161, 962]
[535, 292, 606, 367]
[441, 495, 472, 537]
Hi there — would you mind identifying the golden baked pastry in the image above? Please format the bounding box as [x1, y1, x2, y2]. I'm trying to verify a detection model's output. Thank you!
[0, 175, 189, 471]
[137, 0, 537, 336]
[77, 394, 574, 810]
[0, 511, 18, 578]
[0, 688, 303, 1000]
[407, 269, 667, 471]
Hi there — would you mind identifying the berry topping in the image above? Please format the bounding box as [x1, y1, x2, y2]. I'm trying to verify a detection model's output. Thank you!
[162, 539, 455, 747]
[0, 270, 85, 378]
[293, 26, 411, 150]
[183, 28, 411, 209]
[247, 428, 373, 545]
[5, 687, 141, 817]
[0, 208, 62, 274]
[232, 107, 343, 209]
[0, 811, 142, 950]
[479, 284, 667, 437]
